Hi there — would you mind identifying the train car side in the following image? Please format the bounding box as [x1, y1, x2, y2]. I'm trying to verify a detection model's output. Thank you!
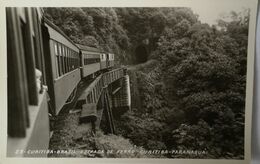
[77, 44, 102, 78]
[82, 52, 101, 77]
[43, 19, 81, 114]
[7, 7, 49, 157]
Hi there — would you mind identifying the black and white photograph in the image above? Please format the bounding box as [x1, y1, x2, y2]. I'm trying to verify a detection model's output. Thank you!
[1, 0, 258, 163]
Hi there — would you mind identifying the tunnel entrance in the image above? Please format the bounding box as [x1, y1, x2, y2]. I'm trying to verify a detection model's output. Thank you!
[135, 45, 148, 63]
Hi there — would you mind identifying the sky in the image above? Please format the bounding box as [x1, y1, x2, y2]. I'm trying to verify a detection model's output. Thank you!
[188, 0, 250, 25]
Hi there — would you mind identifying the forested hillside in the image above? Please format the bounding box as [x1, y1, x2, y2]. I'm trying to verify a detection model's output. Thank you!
[44, 8, 198, 64]
[45, 8, 249, 158]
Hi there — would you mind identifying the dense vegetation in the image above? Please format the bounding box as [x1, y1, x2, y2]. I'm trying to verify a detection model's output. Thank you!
[45, 8, 249, 159]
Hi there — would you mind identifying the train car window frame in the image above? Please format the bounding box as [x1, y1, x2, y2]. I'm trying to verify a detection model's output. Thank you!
[63, 46, 67, 73]
[68, 49, 70, 72]
[54, 41, 59, 77]
[22, 8, 39, 105]
[59, 42, 63, 76]
[70, 49, 72, 71]
[67, 47, 69, 72]
[72, 51, 74, 70]
[62, 45, 66, 74]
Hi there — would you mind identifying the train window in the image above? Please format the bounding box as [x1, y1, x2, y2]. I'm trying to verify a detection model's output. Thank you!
[77, 53, 79, 68]
[57, 43, 61, 75]
[69, 49, 72, 71]
[66, 48, 69, 72]
[73, 51, 75, 69]
[59, 43, 63, 76]
[75, 52, 77, 69]
[68, 49, 70, 72]
[76, 53, 78, 68]
[72, 51, 75, 70]
[70, 50, 72, 70]
[71, 51, 73, 69]
[74, 52, 76, 69]
[72, 51, 74, 70]
[56, 43, 60, 76]
[21, 14, 39, 106]
[59, 44, 62, 75]
[68, 49, 70, 71]
[64, 46, 67, 73]
[67, 48, 69, 72]
[76, 52, 78, 68]
[59, 43, 62, 75]
[61, 44, 64, 74]
[64, 46, 66, 73]
[54, 42, 59, 77]
[70, 50, 73, 69]
[75, 52, 78, 68]
[62, 45, 65, 73]
[60, 44, 65, 75]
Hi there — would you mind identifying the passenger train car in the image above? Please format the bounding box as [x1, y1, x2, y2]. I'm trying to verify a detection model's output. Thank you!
[43, 18, 81, 114]
[6, 7, 115, 157]
[77, 44, 115, 79]
[77, 44, 102, 78]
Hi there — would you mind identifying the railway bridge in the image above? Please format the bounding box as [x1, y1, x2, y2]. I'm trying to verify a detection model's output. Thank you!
[74, 67, 131, 135]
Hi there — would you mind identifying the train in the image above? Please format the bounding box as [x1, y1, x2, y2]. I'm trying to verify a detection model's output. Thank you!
[7, 7, 115, 156]
[43, 18, 114, 115]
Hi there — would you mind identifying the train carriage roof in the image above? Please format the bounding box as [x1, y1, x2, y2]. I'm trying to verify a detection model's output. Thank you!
[43, 17, 79, 52]
[76, 44, 102, 53]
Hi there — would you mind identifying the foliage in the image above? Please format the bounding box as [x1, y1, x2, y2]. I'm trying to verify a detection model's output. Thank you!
[45, 7, 248, 159]
[114, 110, 167, 151]
[153, 9, 249, 158]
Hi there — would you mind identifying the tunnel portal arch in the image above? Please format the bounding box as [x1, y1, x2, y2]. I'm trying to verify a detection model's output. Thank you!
[135, 45, 148, 63]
